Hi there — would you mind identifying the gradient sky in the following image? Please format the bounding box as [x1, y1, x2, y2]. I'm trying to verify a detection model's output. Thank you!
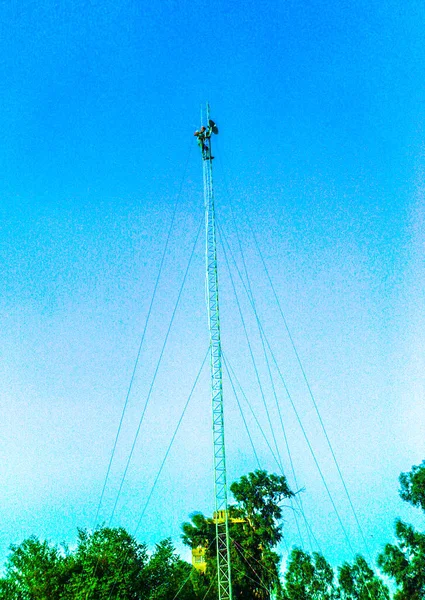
[0, 0, 424, 573]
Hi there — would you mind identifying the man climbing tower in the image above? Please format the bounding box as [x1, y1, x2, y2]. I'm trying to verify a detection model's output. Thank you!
[194, 121, 216, 160]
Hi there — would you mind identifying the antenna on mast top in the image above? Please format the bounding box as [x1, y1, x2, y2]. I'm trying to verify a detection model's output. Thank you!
[194, 103, 218, 161]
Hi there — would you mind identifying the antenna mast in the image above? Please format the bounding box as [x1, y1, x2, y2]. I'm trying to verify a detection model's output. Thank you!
[195, 105, 233, 600]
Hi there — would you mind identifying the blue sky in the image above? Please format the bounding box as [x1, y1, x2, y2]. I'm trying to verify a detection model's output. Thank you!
[0, 0, 424, 572]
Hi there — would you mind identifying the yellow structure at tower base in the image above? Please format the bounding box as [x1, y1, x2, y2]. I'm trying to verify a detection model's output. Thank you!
[192, 546, 207, 572]
[191, 510, 246, 572]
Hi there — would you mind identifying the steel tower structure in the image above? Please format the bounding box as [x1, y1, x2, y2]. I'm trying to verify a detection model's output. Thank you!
[195, 105, 233, 600]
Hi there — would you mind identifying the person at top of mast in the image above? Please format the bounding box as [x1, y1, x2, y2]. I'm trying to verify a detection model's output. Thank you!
[194, 125, 214, 160]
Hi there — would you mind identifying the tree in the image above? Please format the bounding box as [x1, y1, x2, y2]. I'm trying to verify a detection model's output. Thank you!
[399, 461, 425, 512]
[144, 538, 194, 600]
[337, 555, 390, 600]
[62, 526, 149, 599]
[181, 512, 216, 600]
[378, 461, 425, 600]
[378, 521, 425, 600]
[282, 547, 338, 600]
[0, 528, 197, 600]
[230, 470, 294, 547]
[182, 469, 294, 600]
[0, 536, 66, 600]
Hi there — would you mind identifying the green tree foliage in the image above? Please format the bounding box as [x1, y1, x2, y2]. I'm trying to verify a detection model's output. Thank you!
[378, 461, 425, 600]
[181, 512, 216, 600]
[182, 469, 294, 600]
[0, 528, 196, 600]
[337, 555, 390, 600]
[230, 470, 294, 547]
[378, 521, 425, 600]
[62, 526, 148, 599]
[282, 547, 338, 600]
[0, 536, 65, 600]
[399, 461, 425, 512]
[143, 538, 193, 600]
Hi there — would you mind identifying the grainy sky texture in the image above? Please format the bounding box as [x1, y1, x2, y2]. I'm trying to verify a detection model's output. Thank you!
[0, 0, 424, 571]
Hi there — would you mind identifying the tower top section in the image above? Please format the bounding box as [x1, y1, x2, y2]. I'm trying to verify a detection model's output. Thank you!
[194, 110, 218, 161]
